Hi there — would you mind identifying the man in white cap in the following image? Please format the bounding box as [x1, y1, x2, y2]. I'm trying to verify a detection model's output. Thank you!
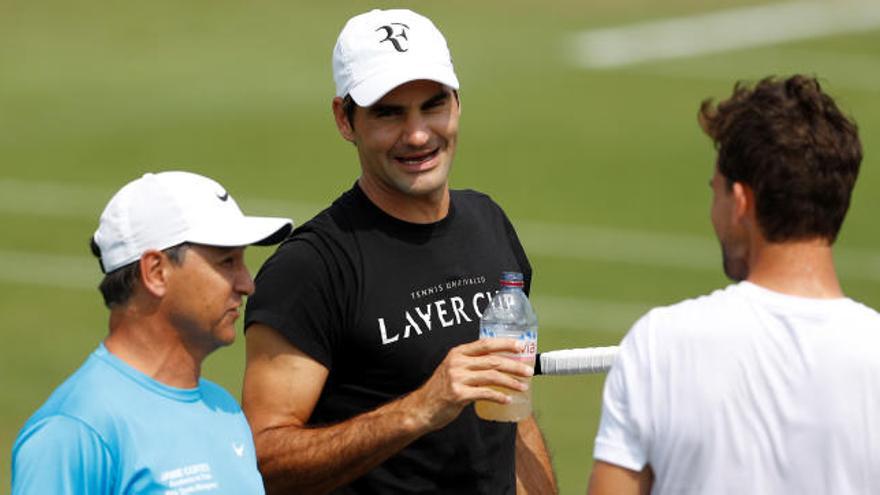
[12, 171, 292, 494]
[243, 8, 556, 495]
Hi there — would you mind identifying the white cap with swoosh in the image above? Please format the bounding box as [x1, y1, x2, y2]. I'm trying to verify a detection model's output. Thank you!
[92, 171, 293, 273]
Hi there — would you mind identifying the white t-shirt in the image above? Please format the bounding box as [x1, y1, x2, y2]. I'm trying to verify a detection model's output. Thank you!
[594, 281, 880, 494]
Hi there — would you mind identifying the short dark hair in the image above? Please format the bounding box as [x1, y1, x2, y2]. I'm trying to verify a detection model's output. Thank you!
[342, 94, 357, 130]
[90, 240, 189, 308]
[699, 75, 862, 243]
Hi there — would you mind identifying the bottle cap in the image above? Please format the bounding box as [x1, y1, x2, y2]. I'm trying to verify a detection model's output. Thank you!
[500, 271, 524, 288]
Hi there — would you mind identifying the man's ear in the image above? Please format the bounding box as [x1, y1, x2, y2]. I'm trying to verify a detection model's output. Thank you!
[731, 181, 756, 226]
[138, 250, 170, 298]
[332, 97, 355, 143]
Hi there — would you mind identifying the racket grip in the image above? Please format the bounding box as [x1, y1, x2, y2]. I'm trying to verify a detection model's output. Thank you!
[535, 346, 619, 375]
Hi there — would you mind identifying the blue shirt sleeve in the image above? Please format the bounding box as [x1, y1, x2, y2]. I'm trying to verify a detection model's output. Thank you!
[12, 415, 114, 495]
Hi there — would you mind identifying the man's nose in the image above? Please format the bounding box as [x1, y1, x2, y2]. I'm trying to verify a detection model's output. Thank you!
[401, 113, 431, 147]
[236, 266, 256, 296]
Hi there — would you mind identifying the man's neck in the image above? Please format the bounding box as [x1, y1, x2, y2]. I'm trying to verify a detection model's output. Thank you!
[746, 239, 843, 299]
[104, 309, 203, 389]
[357, 177, 450, 224]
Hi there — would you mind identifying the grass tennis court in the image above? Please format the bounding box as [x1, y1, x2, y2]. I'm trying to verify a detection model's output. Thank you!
[2, 1, 879, 492]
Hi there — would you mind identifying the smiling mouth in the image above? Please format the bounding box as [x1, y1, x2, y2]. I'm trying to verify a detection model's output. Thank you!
[394, 148, 439, 169]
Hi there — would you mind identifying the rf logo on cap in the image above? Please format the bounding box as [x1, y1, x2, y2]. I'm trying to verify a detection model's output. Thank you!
[376, 23, 409, 52]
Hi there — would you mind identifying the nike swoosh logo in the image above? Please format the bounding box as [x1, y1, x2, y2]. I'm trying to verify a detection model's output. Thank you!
[217, 192, 229, 201]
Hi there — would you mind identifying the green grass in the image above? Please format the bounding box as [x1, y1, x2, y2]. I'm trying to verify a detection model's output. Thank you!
[3, 1, 880, 493]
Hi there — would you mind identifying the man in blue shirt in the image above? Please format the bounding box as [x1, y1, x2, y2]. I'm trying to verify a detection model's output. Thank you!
[12, 171, 292, 494]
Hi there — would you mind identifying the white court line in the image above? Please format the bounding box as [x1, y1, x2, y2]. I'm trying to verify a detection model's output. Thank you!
[0, 249, 641, 334]
[0, 178, 322, 222]
[516, 220, 880, 283]
[2, 177, 880, 282]
[532, 295, 649, 335]
[0, 250, 100, 290]
[626, 47, 880, 93]
[569, 1, 880, 69]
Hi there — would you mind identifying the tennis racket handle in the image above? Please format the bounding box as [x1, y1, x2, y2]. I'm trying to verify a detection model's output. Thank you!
[535, 346, 620, 375]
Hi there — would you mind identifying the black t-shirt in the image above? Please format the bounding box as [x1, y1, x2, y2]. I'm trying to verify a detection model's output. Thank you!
[245, 184, 532, 494]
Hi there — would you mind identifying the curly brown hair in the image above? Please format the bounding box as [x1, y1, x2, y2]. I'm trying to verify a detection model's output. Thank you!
[699, 75, 862, 243]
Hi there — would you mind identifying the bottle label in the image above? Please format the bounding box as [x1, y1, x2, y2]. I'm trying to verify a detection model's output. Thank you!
[480, 326, 537, 361]
[518, 330, 538, 361]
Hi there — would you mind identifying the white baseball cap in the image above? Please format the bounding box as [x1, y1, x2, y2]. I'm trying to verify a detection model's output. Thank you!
[333, 9, 460, 107]
[92, 171, 293, 273]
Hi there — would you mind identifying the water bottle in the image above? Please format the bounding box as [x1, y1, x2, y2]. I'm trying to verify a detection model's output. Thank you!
[475, 271, 538, 422]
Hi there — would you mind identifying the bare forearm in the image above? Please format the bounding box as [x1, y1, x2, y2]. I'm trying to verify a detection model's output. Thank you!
[245, 334, 533, 494]
[256, 394, 430, 494]
[516, 415, 557, 494]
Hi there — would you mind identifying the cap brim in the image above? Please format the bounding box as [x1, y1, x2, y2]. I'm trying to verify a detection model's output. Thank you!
[186, 216, 293, 248]
[349, 64, 460, 107]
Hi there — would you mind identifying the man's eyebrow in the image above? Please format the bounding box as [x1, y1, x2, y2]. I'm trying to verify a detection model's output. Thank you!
[422, 90, 450, 108]
[367, 102, 404, 116]
[367, 89, 451, 115]
[204, 245, 239, 257]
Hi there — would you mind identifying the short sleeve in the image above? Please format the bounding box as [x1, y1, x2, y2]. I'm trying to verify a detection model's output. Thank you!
[499, 209, 532, 295]
[593, 313, 653, 471]
[12, 415, 114, 494]
[245, 235, 346, 369]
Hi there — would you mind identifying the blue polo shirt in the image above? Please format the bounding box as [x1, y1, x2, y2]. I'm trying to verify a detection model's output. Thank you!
[12, 344, 265, 494]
